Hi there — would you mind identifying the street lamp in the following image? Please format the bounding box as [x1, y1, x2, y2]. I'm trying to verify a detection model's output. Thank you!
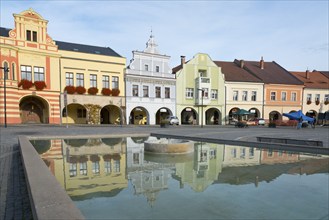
[1, 66, 9, 128]
[197, 89, 204, 128]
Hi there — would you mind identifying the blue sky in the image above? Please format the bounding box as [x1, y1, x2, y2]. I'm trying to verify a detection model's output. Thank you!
[1, 0, 328, 71]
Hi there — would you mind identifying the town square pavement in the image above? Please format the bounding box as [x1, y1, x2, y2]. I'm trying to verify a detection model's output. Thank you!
[0, 124, 328, 219]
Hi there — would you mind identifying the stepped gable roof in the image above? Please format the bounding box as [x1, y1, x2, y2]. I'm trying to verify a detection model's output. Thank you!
[0, 27, 10, 37]
[214, 60, 262, 83]
[56, 41, 122, 57]
[290, 70, 329, 89]
[243, 59, 304, 85]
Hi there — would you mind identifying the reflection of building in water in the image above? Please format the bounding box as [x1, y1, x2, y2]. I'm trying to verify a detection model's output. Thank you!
[222, 145, 261, 167]
[173, 143, 224, 192]
[39, 137, 127, 200]
[127, 136, 174, 207]
[260, 149, 299, 164]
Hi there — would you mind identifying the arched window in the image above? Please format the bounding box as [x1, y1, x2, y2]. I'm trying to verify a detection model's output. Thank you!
[12, 63, 15, 80]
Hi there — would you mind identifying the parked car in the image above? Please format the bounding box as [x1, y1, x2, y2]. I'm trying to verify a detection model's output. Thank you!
[165, 116, 179, 125]
[257, 118, 266, 126]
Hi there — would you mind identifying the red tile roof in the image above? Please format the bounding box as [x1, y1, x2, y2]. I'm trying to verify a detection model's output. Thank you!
[243, 60, 304, 85]
[215, 60, 262, 83]
[290, 70, 329, 89]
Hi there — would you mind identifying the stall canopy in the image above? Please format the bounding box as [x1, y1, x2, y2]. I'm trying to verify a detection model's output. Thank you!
[283, 110, 314, 123]
[232, 109, 251, 115]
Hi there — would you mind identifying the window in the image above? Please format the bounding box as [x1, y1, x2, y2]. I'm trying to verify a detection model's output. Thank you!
[69, 163, 77, 177]
[21, 65, 32, 80]
[202, 88, 209, 99]
[34, 67, 44, 81]
[12, 63, 15, 80]
[231, 148, 237, 158]
[315, 94, 320, 101]
[26, 30, 37, 42]
[242, 91, 248, 101]
[233, 91, 238, 101]
[92, 161, 100, 174]
[144, 64, 149, 71]
[102, 75, 109, 88]
[155, 86, 161, 98]
[133, 153, 140, 164]
[291, 92, 297, 101]
[132, 85, 139, 97]
[143, 85, 149, 97]
[112, 76, 119, 89]
[165, 87, 170, 98]
[325, 94, 329, 102]
[186, 88, 194, 98]
[267, 149, 273, 157]
[80, 163, 87, 176]
[278, 150, 283, 156]
[251, 91, 257, 101]
[156, 66, 160, 72]
[240, 148, 246, 158]
[199, 70, 207, 77]
[76, 73, 84, 87]
[65, 72, 74, 86]
[270, 92, 276, 101]
[77, 109, 86, 118]
[249, 148, 254, 157]
[307, 94, 312, 101]
[211, 89, 218, 100]
[104, 161, 111, 174]
[281, 92, 287, 101]
[90, 74, 97, 87]
[114, 160, 120, 172]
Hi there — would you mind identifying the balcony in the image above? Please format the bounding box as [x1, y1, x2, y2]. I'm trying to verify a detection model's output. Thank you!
[195, 77, 211, 105]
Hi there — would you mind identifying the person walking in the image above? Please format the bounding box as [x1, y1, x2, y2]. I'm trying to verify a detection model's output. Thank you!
[297, 116, 303, 129]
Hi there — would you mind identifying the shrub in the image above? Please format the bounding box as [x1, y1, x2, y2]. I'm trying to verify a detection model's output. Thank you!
[101, 88, 112, 96]
[34, 81, 47, 90]
[18, 79, 33, 90]
[64, 85, 76, 94]
[76, 86, 86, 94]
[112, 88, 120, 96]
[88, 87, 99, 95]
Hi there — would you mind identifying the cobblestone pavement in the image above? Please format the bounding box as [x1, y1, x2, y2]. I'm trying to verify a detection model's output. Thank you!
[0, 124, 328, 220]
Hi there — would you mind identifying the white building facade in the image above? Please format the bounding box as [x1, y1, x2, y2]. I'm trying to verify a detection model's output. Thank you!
[125, 33, 176, 125]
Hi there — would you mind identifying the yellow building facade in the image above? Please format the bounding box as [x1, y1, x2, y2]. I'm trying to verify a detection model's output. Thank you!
[0, 8, 126, 125]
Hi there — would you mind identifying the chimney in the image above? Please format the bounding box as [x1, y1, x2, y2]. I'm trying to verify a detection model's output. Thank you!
[306, 69, 310, 79]
[240, 60, 244, 68]
[181, 56, 186, 66]
[260, 56, 264, 69]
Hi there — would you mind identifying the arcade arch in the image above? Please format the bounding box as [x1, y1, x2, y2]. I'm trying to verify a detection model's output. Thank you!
[19, 95, 49, 123]
[100, 105, 121, 125]
[130, 107, 149, 125]
[181, 107, 197, 125]
[155, 107, 173, 124]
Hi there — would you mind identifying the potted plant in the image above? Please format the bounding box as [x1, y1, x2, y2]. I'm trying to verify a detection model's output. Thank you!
[111, 88, 120, 96]
[64, 85, 76, 94]
[18, 79, 33, 90]
[307, 100, 311, 105]
[101, 88, 112, 96]
[34, 81, 47, 90]
[315, 100, 320, 105]
[76, 86, 86, 94]
[88, 87, 98, 95]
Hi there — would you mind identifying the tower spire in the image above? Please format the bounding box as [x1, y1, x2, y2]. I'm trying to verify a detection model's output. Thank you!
[144, 28, 159, 54]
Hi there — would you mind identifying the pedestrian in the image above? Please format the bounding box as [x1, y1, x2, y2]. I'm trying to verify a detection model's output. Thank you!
[312, 116, 316, 129]
[297, 116, 303, 129]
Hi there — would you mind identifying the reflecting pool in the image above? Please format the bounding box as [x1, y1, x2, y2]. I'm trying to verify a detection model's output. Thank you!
[31, 136, 329, 220]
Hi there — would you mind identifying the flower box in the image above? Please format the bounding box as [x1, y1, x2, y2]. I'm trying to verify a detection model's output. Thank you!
[307, 100, 311, 105]
[325, 100, 329, 105]
[315, 100, 320, 105]
[112, 88, 120, 96]
[88, 87, 99, 95]
[64, 85, 76, 94]
[76, 86, 86, 94]
[34, 81, 47, 90]
[101, 88, 112, 96]
[18, 79, 33, 90]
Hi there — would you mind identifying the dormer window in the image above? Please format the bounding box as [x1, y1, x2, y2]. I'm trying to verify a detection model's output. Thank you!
[26, 30, 37, 42]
